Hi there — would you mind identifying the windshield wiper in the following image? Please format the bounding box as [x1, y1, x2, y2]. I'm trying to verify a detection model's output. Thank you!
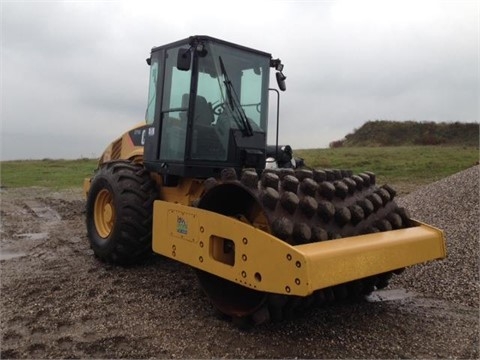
[218, 56, 253, 136]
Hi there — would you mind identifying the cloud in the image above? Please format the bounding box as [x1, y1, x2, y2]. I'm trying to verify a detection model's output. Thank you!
[1, 1, 478, 160]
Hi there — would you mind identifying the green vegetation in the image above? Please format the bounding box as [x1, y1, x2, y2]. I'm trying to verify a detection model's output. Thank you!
[1, 146, 478, 195]
[330, 121, 479, 147]
[0, 158, 98, 189]
[297, 146, 479, 194]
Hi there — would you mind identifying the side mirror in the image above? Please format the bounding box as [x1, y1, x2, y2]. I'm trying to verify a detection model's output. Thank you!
[177, 48, 191, 71]
[276, 72, 286, 91]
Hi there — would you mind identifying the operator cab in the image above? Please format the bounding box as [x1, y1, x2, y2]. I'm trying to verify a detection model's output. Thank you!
[143, 35, 284, 179]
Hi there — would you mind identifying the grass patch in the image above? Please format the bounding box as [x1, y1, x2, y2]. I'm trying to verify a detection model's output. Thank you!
[0, 158, 98, 189]
[0, 146, 478, 192]
[296, 146, 479, 191]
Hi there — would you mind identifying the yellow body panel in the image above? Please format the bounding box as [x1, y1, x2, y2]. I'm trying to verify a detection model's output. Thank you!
[99, 122, 146, 165]
[83, 177, 92, 198]
[297, 221, 445, 290]
[152, 200, 446, 296]
[84, 122, 146, 198]
[157, 177, 204, 205]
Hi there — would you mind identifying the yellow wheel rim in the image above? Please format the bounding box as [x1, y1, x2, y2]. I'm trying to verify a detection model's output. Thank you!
[94, 189, 115, 238]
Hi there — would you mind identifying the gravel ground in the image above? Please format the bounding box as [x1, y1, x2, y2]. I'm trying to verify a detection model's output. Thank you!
[394, 165, 480, 308]
[0, 167, 478, 359]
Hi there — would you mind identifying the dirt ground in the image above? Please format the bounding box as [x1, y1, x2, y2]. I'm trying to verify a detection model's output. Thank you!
[0, 186, 478, 359]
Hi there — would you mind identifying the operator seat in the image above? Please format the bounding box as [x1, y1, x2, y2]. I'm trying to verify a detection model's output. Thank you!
[194, 95, 214, 125]
[179, 94, 214, 125]
[191, 95, 225, 160]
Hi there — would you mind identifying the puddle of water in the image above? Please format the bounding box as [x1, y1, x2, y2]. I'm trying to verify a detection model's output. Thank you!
[16, 232, 48, 241]
[366, 288, 416, 303]
[23, 200, 61, 222]
[0, 250, 27, 261]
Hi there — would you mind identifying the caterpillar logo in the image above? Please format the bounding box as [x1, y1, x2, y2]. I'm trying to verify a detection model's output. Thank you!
[176, 216, 188, 235]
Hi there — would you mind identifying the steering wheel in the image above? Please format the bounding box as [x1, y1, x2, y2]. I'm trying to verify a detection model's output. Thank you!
[213, 102, 226, 115]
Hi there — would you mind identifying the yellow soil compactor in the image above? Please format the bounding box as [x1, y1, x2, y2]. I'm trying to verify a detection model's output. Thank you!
[84, 36, 446, 325]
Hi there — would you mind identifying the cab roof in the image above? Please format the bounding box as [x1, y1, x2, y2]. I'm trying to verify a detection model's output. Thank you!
[150, 35, 272, 59]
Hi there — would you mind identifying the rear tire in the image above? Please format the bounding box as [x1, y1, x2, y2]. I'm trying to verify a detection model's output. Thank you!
[86, 160, 158, 265]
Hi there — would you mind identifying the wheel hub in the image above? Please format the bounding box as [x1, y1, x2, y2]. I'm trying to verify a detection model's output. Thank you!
[94, 189, 115, 238]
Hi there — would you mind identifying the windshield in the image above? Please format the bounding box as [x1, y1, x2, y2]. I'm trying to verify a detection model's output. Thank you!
[196, 43, 270, 133]
[189, 42, 270, 161]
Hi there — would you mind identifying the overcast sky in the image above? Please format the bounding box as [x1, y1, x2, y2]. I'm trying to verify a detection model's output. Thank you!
[1, 0, 478, 160]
